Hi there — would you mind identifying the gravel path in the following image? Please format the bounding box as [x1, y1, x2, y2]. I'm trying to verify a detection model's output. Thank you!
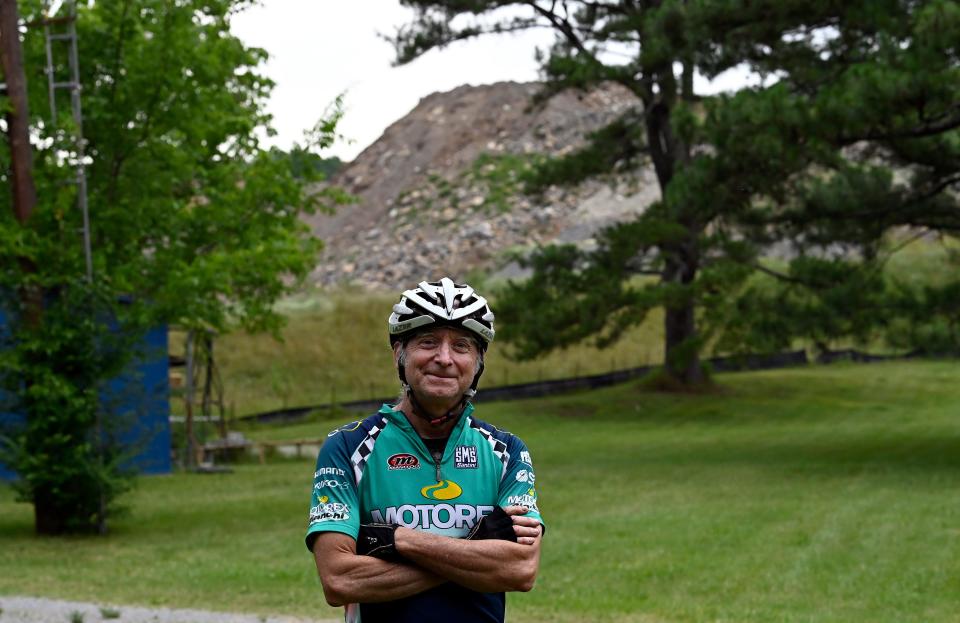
[0, 596, 339, 623]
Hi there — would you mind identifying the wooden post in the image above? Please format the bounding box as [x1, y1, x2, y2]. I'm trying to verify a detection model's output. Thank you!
[0, 0, 38, 226]
[184, 330, 199, 468]
[0, 0, 43, 328]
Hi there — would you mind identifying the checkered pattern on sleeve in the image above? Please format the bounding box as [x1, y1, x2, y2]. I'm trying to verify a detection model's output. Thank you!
[350, 416, 387, 484]
[468, 417, 511, 481]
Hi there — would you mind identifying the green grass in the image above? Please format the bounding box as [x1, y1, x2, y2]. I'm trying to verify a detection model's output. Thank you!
[177, 290, 665, 417]
[4, 360, 958, 622]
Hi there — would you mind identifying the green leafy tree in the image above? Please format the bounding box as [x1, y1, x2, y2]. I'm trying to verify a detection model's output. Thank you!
[271, 146, 343, 181]
[0, 0, 345, 533]
[392, 0, 960, 383]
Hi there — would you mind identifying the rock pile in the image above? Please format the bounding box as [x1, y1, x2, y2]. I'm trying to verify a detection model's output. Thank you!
[305, 81, 661, 290]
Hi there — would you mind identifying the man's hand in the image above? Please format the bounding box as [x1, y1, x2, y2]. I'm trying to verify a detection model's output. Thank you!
[357, 523, 401, 560]
[466, 506, 518, 541]
[504, 505, 543, 545]
[395, 505, 543, 593]
[467, 506, 543, 543]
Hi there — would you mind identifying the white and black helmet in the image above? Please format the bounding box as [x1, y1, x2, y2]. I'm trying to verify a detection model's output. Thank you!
[388, 277, 495, 350]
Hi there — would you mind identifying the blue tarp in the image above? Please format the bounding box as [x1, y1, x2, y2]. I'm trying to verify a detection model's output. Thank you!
[0, 309, 171, 480]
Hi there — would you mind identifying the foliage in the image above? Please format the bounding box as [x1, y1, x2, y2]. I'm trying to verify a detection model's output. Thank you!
[2, 361, 960, 622]
[524, 109, 647, 191]
[270, 147, 342, 181]
[271, 94, 348, 181]
[467, 153, 542, 214]
[0, 0, 345, 533]
[716, 259, 894, 354]
[0, 283, 140, 534]
[393, 0, 960, 384]
[719, 236, 960, 356]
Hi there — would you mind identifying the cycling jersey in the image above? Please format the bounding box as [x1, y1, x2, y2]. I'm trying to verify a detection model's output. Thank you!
[305, 403, 543, 623]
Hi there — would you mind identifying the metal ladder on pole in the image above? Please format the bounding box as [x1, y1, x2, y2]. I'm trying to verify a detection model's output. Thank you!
[42, 0, 93, 282]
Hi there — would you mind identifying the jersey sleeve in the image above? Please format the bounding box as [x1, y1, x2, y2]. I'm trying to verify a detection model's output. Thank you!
[304, 429, 360, 551]
[498, 436, 544, 529]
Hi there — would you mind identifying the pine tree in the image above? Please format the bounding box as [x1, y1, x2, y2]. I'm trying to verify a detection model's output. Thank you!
[392, 0, 960, 384]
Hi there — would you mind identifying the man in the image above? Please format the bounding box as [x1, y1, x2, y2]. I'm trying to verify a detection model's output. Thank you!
[305, 277, 544, 623]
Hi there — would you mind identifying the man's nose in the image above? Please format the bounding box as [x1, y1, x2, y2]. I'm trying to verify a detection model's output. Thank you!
[433, 340, 454, 364]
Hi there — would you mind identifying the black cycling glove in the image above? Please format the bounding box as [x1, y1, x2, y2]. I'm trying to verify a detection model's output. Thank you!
[466, 506, 518, 542]
[357, 523, 401, 560]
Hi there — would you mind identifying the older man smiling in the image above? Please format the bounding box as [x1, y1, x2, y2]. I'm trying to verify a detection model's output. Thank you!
[306, 278, 544, 623]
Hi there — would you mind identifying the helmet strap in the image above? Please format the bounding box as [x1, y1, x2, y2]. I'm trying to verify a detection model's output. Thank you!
[404, 385, 471, 427]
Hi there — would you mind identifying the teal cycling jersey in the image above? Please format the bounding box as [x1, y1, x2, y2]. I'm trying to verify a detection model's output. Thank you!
[305, 403, 543, 623]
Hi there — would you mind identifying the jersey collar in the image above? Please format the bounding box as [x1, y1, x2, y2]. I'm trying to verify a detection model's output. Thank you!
[379, 401, 475, 440]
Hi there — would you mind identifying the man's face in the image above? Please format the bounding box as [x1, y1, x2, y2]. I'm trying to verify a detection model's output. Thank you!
[397, 327, 480, 405]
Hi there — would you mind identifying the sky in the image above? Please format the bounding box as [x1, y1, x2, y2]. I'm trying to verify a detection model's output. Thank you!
[231, 1, 756, 162]
[231, 1, 556, 161]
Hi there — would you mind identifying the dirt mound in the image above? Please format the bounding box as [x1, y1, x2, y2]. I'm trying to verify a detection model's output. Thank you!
[306, 81, 658, 290]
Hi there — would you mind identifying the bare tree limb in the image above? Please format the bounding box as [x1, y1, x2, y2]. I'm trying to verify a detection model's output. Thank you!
[524, 0, 601, 65]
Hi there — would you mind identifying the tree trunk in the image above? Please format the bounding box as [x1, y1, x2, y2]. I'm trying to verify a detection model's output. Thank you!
[664, 298, 703, 385]
[643, 70, 704, 387]
[0, 0, 42, 327]
[662, 250, 703, 386]
[33, 488, 65, 535]
[0, 0, 38, 225]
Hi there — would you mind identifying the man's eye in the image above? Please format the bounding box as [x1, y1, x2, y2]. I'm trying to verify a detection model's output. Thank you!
[453, 341, 473, 352]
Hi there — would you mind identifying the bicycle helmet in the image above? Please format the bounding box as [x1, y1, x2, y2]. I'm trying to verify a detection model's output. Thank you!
[388, 277, 495, 348]
[388, 277, 495, 425]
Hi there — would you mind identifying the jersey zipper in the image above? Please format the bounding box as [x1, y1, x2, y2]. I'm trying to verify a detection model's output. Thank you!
[415, 434, 444, 483]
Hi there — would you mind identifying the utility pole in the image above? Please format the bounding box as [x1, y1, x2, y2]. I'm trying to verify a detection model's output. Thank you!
[1, 0, 43, 335]
[1, 0, 38, 226]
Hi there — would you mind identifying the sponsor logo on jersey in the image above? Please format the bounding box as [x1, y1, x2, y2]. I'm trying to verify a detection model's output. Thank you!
[370, 504, 495, 530]
[314, 467, 346, 478]
[387, 453, 421, 470]
[507, 491, 539, 512]
[309, 496, 351, 523]
[454, 445, 478, 469]
[420, 479, 463, 500]
[520, 450, 533, 466]
[314, 479, 350, 490]
[515, 469, 536, 484]
[507, 495, 539, 512]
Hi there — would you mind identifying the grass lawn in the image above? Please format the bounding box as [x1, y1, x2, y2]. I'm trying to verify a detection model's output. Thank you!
[2, 360, 959, 622]
[174, 290, 665, 417]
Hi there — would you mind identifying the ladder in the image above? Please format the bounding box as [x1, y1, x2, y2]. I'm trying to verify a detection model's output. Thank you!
[42, 0, 92, 282]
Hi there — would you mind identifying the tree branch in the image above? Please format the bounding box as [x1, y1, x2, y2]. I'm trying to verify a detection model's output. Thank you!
[524, 0, 601, 65]
[847, 104, 960, 143]
[875, 228, 931, 270]
[752, 262, 809, 286]
[909, 173, 960, 205]
[387, 14, 546, 65]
